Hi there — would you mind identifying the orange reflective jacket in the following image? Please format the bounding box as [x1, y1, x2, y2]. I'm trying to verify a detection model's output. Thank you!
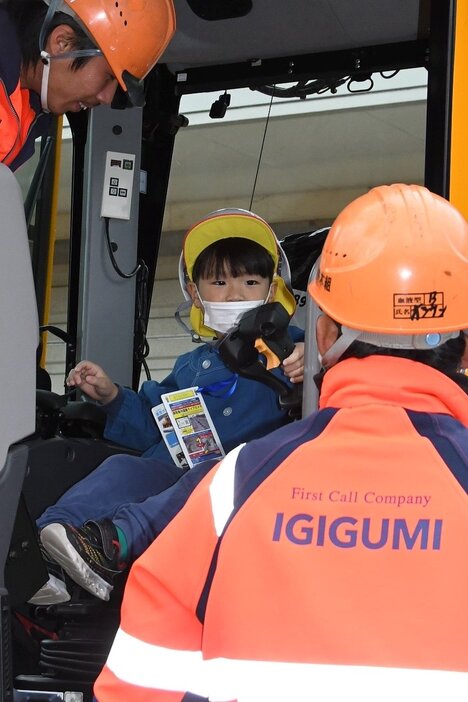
[95, 357, 468, 702]
[0, 8, 48, 170]
[0, 80, 38, 168]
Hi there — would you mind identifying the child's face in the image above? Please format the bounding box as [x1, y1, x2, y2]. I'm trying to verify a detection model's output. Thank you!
[189, 271, 274, 305]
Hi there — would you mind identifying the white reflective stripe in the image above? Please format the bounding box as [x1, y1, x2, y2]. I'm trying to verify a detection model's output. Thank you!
[106, 628, 233, 700]
[106, 628, 468, 701]
[209, 443, 244, 536]
[232, 664, 468, 701]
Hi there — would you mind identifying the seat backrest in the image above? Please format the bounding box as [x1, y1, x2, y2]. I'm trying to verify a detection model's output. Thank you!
[0, 163, 38, 585]
[0, 163, 38, 458]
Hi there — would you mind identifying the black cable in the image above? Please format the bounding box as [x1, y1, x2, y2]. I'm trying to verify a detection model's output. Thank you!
[252, 76, 348, 100]
[347, 74, 374, 92]
[253, 71, 404, 99]
[380, 70, 400, 79]
[133, 260, 152, 381]
[249, 90, 274, 211]
[103, 217, 151, 379]
[104, 216, 142, 279]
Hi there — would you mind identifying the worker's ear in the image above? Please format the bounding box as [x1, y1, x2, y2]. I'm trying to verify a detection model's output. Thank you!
[316, 314, 339, 356]
[186, 281, 202, 309]
[46, 24, 77, 56]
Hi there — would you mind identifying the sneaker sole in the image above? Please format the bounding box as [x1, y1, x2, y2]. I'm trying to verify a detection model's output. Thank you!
[40, 524, 113, 601]
[28, 574, 71, 605]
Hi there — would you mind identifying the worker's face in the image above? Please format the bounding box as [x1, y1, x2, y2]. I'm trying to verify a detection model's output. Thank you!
[43, 26, 118, 114]
[46, 55, 118, 114]
[188, 271, 273, 305]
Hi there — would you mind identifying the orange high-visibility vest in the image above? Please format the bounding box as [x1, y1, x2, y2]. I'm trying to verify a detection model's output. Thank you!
[0, 79, 39, 169]
[95, 357, 468, 702]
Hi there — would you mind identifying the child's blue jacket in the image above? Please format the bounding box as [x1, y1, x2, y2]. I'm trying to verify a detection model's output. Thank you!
[104, 327, 303, 464]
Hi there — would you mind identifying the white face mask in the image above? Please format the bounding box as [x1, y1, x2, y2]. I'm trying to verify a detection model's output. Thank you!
[202, 299, 266, 334]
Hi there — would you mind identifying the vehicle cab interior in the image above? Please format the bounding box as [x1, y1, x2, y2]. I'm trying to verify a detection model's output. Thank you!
[2, 0, 465, 699]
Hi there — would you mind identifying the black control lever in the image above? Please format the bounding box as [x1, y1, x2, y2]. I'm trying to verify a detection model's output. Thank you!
[216, 302, 302, 417]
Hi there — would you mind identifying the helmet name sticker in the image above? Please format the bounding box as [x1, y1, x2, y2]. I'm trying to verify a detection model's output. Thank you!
[393, 291, 447, 320]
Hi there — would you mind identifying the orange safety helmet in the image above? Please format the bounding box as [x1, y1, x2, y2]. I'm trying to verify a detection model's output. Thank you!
[308, 184, 468, 358]
[42, 0, 175, 105]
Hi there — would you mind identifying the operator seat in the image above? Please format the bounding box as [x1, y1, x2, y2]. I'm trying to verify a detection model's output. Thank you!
[0, 164, 121, 702]
[0, 164, 39, 699]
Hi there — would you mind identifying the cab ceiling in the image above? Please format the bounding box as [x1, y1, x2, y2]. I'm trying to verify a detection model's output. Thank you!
[163, 0, 427, 72]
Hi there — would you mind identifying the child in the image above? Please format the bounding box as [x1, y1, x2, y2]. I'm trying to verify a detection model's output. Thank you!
[33, 208, 304, 603]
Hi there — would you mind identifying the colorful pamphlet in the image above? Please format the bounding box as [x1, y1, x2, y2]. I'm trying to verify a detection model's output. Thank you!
[152, 387, 225, 468]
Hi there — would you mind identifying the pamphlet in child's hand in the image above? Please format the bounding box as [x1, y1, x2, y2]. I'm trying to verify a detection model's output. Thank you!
[152, 403, 189, 469]
[152, 387, 225, 469]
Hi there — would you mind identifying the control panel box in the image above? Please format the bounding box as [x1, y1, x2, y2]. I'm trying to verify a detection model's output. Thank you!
[100, 151, 136, 220]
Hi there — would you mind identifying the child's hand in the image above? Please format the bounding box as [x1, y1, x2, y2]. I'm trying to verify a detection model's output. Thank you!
[67, 361, 118, 404]
[282, 342, 304, 384]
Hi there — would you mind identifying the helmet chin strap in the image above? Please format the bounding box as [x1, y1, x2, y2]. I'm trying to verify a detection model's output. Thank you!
[39, 50, 90, 113]
[40, 51, 51, 112]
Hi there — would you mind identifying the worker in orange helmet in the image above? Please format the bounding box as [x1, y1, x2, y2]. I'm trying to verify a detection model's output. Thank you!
[95, 184, 468, 702]
[1, 0, 175, 170]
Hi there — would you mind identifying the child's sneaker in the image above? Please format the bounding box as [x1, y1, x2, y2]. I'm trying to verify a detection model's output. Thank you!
[40, 520, 125, 601]
[28, 545, 70, 605]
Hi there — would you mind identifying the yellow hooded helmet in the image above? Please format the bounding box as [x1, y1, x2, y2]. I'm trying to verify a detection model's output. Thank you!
[179, 209, 296, 337]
